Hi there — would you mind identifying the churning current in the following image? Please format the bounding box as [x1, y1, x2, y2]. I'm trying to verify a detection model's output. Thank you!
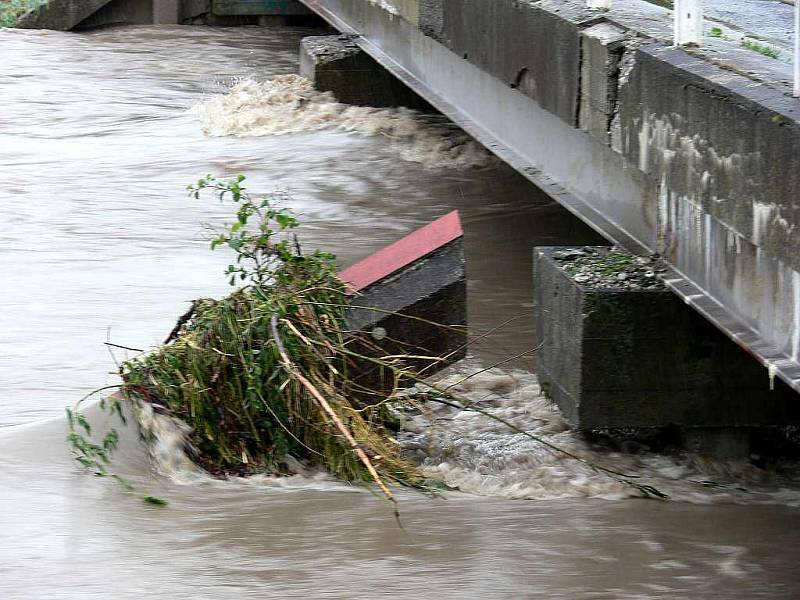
[1, 24, 799, 600]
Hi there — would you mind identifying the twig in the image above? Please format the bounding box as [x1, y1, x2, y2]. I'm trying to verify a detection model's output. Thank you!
[104, 342, 144, 353]
[269, 315, 397, 505]
[73, 385, 125, 410]
[417, 313, 532, 377]
[164, 300, 199, 345]
[441, 343, 544, 392]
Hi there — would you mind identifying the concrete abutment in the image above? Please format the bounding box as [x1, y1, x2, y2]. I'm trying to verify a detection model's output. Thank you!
[15, 0, 318, 29]
[299, 34, 433, 110]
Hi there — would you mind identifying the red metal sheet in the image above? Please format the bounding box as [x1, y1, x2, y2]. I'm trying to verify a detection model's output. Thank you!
[339, 210, 463, 293]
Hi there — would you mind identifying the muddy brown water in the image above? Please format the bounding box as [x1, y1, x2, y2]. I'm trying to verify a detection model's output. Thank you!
[0, 24, 798, 599]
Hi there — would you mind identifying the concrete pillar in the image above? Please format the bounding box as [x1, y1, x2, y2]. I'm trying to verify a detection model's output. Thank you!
[211, 0, 311, 17]
[341, 211, 467, 388]
[532, 246, 800, 458]
[299, 35, 434, 110]
[153, 0, 179, 24]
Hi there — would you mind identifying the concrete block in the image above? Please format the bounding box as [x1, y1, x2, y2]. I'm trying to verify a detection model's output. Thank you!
[419, 0, 444, 42]
[211, 0, 310, 15]
[340, 211, 467, 389]
[533, 246, 800, 430]
[16, 0, 115, 30]
[341, 211, 467, 378]
[299, 35, 433, 110]
[153, 0, 180, 23]
[579, 22, 627, 146]
[437, 0, 602, 125]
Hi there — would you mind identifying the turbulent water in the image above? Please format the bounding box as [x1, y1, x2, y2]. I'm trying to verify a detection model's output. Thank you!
[1, 24, 799, 599]
[194, 75, 495, 169]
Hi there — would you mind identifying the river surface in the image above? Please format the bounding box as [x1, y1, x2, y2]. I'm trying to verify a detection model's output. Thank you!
[1, 24, 799, 599]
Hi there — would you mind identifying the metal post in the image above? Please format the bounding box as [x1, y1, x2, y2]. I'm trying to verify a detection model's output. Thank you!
[794, 0, 799, 97]
[674, 0, 703, 46]
[587, 0, 612, 8]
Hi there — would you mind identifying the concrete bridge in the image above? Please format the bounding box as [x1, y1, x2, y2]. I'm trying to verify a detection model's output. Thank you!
[16, 0, 800, 398]
[295, 0, 800, 398]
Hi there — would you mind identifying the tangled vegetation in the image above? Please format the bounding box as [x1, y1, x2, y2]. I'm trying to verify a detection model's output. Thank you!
[741, 38, 781, 60]
[67, 175, 667, 507]
[0, 0, 46, 27]
[69, 176, 438, 508]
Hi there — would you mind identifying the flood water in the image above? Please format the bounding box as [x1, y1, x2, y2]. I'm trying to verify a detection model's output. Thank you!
[1, 24, 798, 599]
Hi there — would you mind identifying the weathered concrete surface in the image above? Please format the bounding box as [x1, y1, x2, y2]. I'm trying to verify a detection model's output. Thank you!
[341, 211, 467, 380]
[16, 0, 115, 29]
[436, 0, 603, 126]
[533, 247, 800, 430]
[621, 45, 800, 272]
[17, 0, 187, 28]
[619, 44, 800, 367]
[211, 0, 310, 15]
[705, 0, 795, 47]
[300, 34, 433, 109]
[76, 0, 171, 28]
[298, 0, 800, 394]
[579, 22, 627, 146]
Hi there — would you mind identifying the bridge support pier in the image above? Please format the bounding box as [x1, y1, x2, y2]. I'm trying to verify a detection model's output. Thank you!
[299, 35, 433, 110]
[533, 246, 800, 460]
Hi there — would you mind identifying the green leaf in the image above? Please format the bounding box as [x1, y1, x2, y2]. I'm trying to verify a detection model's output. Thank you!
[111, 474, 134, 491]
[76, 413, 92, 436]
[143, 496, 169, 507]
[103, 428, 120, 452]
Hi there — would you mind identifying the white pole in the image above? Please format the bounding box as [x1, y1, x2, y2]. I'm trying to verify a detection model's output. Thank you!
[794, 0, 799, 97]
[674, 0, 703, 46]
[587, 0, 612, 8]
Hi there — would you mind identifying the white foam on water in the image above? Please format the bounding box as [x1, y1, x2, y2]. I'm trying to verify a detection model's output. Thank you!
[129, 397, 357, 492]
[123, 359, 800, 504]
[132, 399, 208, 484]
[398, 365, 800, 506]
[193, 75, 496, 170]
